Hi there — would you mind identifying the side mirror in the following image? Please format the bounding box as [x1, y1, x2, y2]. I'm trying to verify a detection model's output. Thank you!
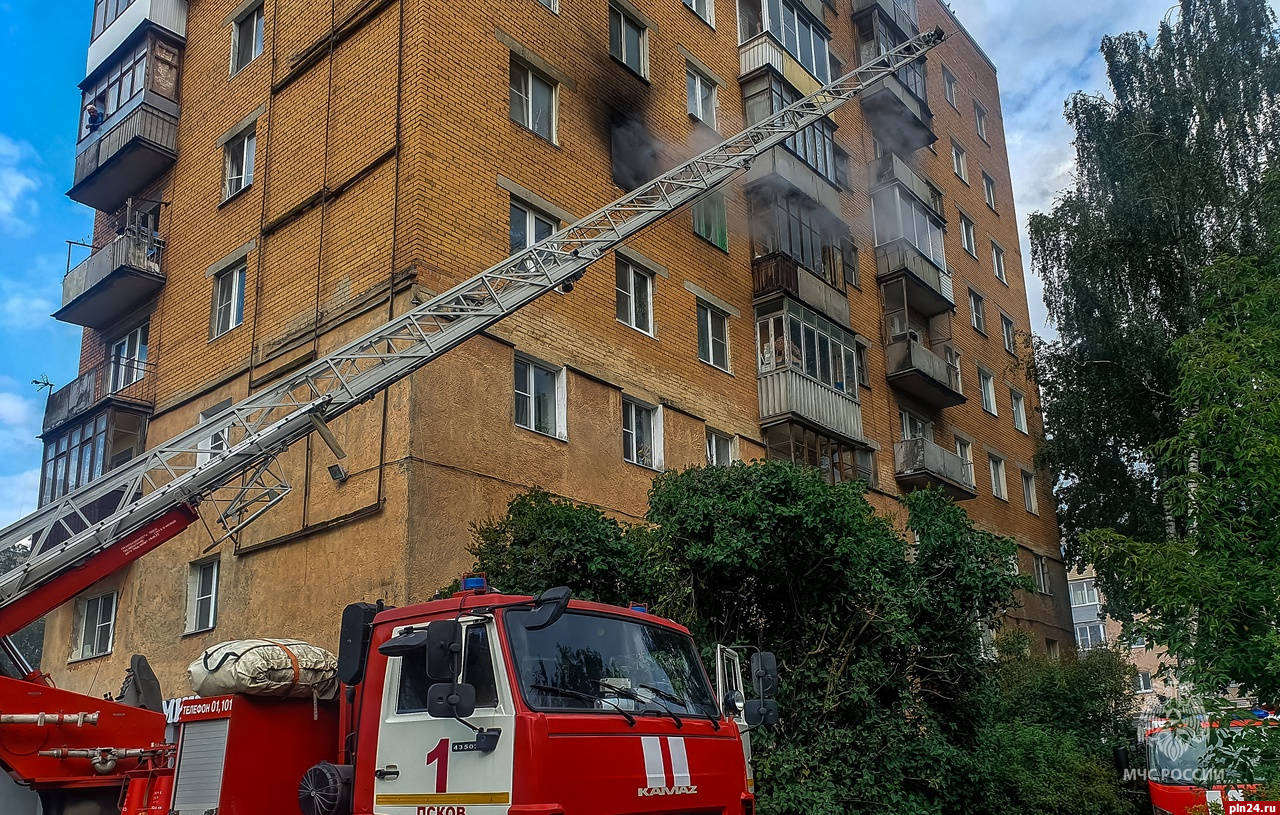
[1113, 745, 1130, 774]
[523, 586, 572, 631]
[427, 682, 476, 719]
[426, 620, 463, 682]
[751, 652, 778, 699]
[337, 602, 379, 686]
[744, 699, 779, 726]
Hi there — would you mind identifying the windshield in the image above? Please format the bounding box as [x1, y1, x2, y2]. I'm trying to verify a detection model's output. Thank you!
[1145, 723, 1279, 785]
[505, 609, 717, 719]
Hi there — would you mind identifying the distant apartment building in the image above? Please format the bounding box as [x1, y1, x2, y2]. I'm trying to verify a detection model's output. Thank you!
[34, 0, 1073, 694]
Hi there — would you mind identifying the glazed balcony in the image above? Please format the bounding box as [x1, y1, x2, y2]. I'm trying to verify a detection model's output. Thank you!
[42, 358, 155, 435]
[875, 238, 953, 317]
[852, 0, 919, 36]
[859, 71, 935, 153]
[87, 0, 187, 77]
[55, 229, 165, 330]
[885, 339, 965, 408]
[869, 154, 939, 216]
[738, 32, 823, 96]
[893, 437, 976, 500]
[69, 100, 179, 213]
[759, 367, 863, 443]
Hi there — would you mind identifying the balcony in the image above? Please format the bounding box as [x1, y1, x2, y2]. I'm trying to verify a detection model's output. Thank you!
[87, 0, 187, 77]
[42, 358, 155, 435]
[55, 230, 165, 330]
[884, 339, 965, 408]
[744, 146, 841, 214]
[859, 72, 935, 153]
[893, 437, 976, 500]
[752, 253, 849, 325]
[69, 99, 179, 213]
[869, 154, 938, 216]
[852, 0, 919, 36]
[759, 367, 863, 443]
[876, 238, 953, 316]
[738, 32, 823, 96]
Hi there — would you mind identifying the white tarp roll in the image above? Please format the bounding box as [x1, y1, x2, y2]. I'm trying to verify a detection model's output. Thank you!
[188, 639, 339, 700]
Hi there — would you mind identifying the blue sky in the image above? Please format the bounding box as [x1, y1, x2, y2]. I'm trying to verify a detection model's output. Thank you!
[0, 0, 1272, 529]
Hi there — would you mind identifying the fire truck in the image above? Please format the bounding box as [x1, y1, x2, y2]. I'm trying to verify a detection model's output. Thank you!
[1138, 712, 1280, 815]
[0, 26, 944, 815]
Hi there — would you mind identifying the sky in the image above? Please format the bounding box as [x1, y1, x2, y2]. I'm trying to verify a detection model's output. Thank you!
[0, 0, 1265, 530]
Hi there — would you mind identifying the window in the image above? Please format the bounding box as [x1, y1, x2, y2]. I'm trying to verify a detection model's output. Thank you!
[855, 341, 869, 387]
[1011, 389, 1028, 433]
[951, 140, 967, 182]
[855, 13, 921, 99]
[988, 453, 1006, 500]
[941, 66, 957, 106]
[212, 263, 247, 338]
[1071, 580, 1100, 607]
[42, 414, 108, 504]
[1135, 671, 1153, 693]
[697, 302, 730, 370]
[1132, 636, 1147, 649]
[693, 194, 728, 251]
[231, 4, 265, 74]
[510, 199, 557, 254]
[748, 192, 849, 288]
[197, 401, 232, 466]
[979, 368, 996, 415]
[109, 323, 149, 392]
[622, 399, 661, 468]
[92, 0, 138, 39]
[764, 423, 873, 487]
[1076, 623, 1106, 650]
[77, 591, 116, 660]
[900, 410, 930, 441]
[1034, 554, 1052, 594]
[400, 624, 499, 712]
[186, 559, 219, 633]
[515, 357, 563, 437]
[615, 258, 653, 334]
[756, 301, 860, 393]
[1022, 469, 1038, 514]
[1045, 639, 1060, 659]
[973, 100, 987, 140]
[739, 0, 829, 81]
[992, 242, 1007, 283]
[223, 127, 256, 200]
[609, 4, 647, 76]
[509, 57, 556, 141]
[81, 42, 149, 136]
[960, 212, 977, 256]
[955, 438, 974, 485]
[983, 172, 997, 210]
[706, 429, 733, 466]
[968, 288, 986, 333]
[1001, 314, 1016, 353]
[686, 64, 717, 127]
[742, 74, 836, 182]
[871, 185, 947, 271]
[684, 0, 713, 24]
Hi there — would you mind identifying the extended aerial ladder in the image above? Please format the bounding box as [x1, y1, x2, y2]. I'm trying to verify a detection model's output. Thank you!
[0, 28, 944, 670]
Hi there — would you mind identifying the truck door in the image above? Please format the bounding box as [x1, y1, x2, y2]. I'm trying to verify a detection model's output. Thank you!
[715, 645, 753, 790]
[373, 619, 515, 815]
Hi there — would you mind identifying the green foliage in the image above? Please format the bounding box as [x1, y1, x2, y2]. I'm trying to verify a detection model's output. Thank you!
[0, 543, 44, 671]
[469, 463, 1139, 814]
[1029, 0, 1280, 554]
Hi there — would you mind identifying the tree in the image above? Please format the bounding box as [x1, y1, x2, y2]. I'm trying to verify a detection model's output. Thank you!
[0, 543, 44, 671]
[1029, 0, 1280, 553]
[466, 463, 1139, 815]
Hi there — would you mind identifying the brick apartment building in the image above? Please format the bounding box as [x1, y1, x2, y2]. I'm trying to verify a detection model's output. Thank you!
[35, 0, 1073, 694]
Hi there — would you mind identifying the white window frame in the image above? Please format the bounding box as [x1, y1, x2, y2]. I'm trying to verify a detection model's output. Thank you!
[197, 400, 232, 466]
[1076, 623, 1106, 650]
[900, 409, 931, 442]
[622, 398, 662, 469]
[75, 591, 116, 661]
[988, 452, 1006, 500]
[1135, 671, 1154, 693]
[983, 172, 997, 210]
[1034, 554, 1052, 594]
[615, 258, 654, 335]
[212, 263, 247, 338]
[697, 301, 730, 371]
[686, 63, 717, 128]
[969, 288, 986, 333]
[684, 0, 714, 25]
[1011, 389, 1028, 433]
[973, 100, 987, 140]
[992, 242, 1007, 283]
[1001, 314, 1016, 353]
[223, 126, 256, 200]
[960, 212, 977, 256]
[1021, 469, 1038, 514]
[231, 3, 265, 75]
[609, 4, 648, 77]
[706, 428, 733, 466]
[951, 140, 967, 182]
[109, 322, 149, 392]
[514, 355, 567, 439]
[509, 56, 557, 142]
[186, 558, 219, 633]
[510, 198, 557, 253]
[1070, 579, 1099, 607]
[979, 368, 997, 415]
[942, 65, 957, 107]
[955, 437, 973, 486]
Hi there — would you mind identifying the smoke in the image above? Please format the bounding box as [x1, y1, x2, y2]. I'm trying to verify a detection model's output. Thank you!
[610, 114, 663, 191]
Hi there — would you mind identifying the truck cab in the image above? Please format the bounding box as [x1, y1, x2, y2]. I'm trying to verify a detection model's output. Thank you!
[332, 581, 769, 815]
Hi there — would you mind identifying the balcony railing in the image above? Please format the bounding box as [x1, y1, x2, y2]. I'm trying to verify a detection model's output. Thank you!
[759, 367, 863, 443]
[884, 339, 965, 408]
[869, 154, 939, 215]
[738, 32, 823, 96]
[55, 229, 166, 330]
[852, 0, 919, 36]
[893, 437, 976, 500]
[859, 72, 935, 153]
[876, 237, 954, 316]
[42, 358, 156, 434]
[69, 100, 179, 212]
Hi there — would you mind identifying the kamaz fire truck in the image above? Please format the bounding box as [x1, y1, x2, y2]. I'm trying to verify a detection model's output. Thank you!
[0, 26, 944, 815]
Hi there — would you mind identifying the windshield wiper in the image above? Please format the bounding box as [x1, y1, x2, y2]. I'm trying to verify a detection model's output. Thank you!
[598, 681, 682, 729]
[639, 683, 720, 732]
[529, 683, 635, 726]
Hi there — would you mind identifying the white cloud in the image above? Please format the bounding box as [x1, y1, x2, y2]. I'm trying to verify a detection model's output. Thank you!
[0, 134, 39, 236]
[0, 253, 62, 330]
[0, 468, 40, 530]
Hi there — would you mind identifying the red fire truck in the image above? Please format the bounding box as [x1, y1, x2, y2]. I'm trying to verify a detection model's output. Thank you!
[1142, 713, 1279, 815]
